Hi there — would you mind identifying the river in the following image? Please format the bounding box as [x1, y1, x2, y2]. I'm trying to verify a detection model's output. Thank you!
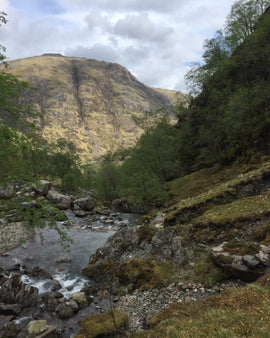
[0, 210, 140, 336]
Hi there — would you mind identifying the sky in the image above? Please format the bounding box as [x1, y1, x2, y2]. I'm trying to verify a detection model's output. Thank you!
[0, 0, 236, 92]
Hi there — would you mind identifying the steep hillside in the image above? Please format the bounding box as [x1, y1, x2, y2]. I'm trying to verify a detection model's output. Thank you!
[2, 54, 176, 160]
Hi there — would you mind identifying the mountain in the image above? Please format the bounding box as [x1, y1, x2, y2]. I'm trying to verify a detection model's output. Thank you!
[3, 54, 177, 160]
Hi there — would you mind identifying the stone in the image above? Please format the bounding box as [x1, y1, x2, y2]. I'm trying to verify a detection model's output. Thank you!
[73, 196, 96, 211]
[2, 321, 21, 338]
[33, 180, 51, 196]
[28, 266, 53, 280]
[242, 255, 260, 268]
[111, 198, 130, 213]
[0, 185, 14, 199]
[71, 292, 88, 309]
[57, 304, 73, 319]
[45, 294, 58, 313]
[0, 303, 22, 315]
[0, 274, 38, 307]
[24, 320, 61, 338]
[46, 188, 71, 210]
[67, 300, 79, 312]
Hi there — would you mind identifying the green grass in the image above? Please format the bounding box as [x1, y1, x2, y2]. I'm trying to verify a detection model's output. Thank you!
[195, 189, 270, 227]
[165, 157, 270, 224]
[133, 283, 270, 338]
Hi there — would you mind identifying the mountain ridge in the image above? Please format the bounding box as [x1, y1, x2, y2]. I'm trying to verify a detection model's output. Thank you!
[2, 54, 178, 160]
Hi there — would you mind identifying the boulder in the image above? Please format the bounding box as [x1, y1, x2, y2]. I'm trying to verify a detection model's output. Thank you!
[212, 242, 270, 282]
[67, 299, 79, 312]
[57, 304, 73, 319]
[71, 292, 88, 309]
[0, 303, 22, 315]
[0, 274, 38, 307]
[111, 198, 130, 213]
[45, 294, 58, 313]
[33, 180, 51, 196]
[24, 320, 61, 338]
[73, 196, 96, 211]
[46, 188, 71, 210]
[76, 312, 128, 338]
[2, 321, 21, 338]
[26, 266, 53, 280]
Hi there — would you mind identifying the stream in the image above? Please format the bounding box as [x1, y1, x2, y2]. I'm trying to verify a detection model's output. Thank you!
[0, 210, 141, 337]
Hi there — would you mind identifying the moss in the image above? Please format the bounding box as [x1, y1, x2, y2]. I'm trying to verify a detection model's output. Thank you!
[76, 312, 128, 338]
[117, 258, 174, 290]
[138, 225, 158, 243]
[194, 190, 270, 228]
[213, 254, 234, 266]
[223, 240, 260, 255]
[165, 158, 270, 226]
[193, 254, 226, 287]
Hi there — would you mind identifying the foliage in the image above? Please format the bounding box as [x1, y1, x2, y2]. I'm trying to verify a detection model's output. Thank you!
[180, 1, 270, 169]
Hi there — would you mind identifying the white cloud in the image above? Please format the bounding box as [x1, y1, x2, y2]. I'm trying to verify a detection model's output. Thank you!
[113, 13, 173, 42]
[65, 44, 119, 62]
[2, 0, 236, 91]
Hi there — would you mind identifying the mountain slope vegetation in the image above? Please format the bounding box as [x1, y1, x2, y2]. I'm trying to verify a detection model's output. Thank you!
[1, 54, 177, 160]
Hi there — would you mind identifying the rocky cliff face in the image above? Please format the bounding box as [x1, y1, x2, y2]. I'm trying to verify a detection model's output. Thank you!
[4, 54, 176, 160]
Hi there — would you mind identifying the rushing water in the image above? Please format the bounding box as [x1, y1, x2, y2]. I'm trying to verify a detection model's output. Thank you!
[0, 211, 140, 336]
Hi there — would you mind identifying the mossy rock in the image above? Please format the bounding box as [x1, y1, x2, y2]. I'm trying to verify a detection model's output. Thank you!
[117, 258, 174, 290]
[223, 240, 260, 256]
[138, 224, 158, 243]
[76, 312, 128, 338]
[213, 254, 234, 266]
[193, 254, 226, 287]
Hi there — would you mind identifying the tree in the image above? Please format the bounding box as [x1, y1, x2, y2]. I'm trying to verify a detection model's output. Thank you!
[225, 0, 270, 50]
[185, 0, 270, 97]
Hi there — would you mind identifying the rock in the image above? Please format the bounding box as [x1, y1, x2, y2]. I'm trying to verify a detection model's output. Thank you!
[242, 255, 260, 268]
[2, 321, 21, 338]
[45, 294, 58, 313]
[212, 242, 270, 282]
[0, 274, 38, 307]
[27, 266, 53, 280]
[77, 312, 128, 337]
[56, 257, 71, 264]
[0, 185, 14, 199]
[67, 300, 79, 312]
[24, 320, 61, 338]
[33, 180, 51, 196]
[46, 188, 71, 210]
[112, 198, 130, 213]
[73, 196, 96, 211]
[0, 303, 22, 315]
[151, 227, 185, 264]
[42, 280, 62, 292]
[57, 304, 74, 319]
[71, 292, 88, 309]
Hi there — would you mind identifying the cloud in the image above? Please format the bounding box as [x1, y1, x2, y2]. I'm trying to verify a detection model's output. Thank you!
[113, 13, 173, 42]
[65, 44, 119, 63]
[57, 0, 190, 13]
[84, 11, 111, 31]
[3, 0, 236, 91]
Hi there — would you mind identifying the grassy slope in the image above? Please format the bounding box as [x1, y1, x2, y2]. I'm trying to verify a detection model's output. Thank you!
[132, 155, 270, 337]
